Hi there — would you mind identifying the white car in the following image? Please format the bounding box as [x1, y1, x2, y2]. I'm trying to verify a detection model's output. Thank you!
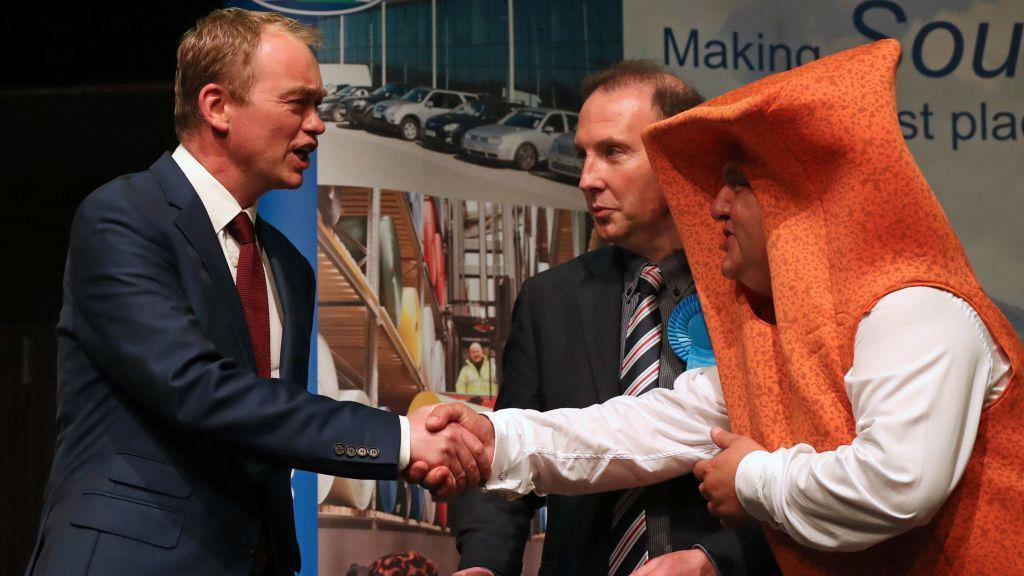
[461, 108, 579, 171]
[368, 87, 478, 141]
[547, 131, 582, 181]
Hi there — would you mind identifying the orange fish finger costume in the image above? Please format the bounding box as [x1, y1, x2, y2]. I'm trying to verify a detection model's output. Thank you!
[643, 39, 1023, 575]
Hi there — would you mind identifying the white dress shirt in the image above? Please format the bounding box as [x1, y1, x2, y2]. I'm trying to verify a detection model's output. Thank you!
[172, 145, 285, 378]
[172, 145, 411, 470]
[484, 286, 1011, 551]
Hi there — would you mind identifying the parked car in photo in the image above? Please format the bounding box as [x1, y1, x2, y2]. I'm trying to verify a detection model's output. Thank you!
[422, 99, 518, 150]
[340, 82, 416, 128]
[460, 108, 579, 171]
[318, 85, 371, 121]
[325, 83, 350, 95]
[547, 131, 582, 181]
[368, 87, 479, 141]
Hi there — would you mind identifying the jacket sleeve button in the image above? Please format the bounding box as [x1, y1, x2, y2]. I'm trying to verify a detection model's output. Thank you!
[333, 443, 345, 456]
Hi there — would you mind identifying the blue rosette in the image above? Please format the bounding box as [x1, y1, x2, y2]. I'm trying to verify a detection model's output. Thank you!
[667, 294, 716, 368]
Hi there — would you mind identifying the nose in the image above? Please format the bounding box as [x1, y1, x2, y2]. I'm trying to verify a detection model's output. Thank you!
[306, 107, 326, 136]
[578, 154, 604, 197]
[710, 185, 733, 221]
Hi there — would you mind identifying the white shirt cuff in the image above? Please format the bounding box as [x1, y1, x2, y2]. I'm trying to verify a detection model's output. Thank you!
[479, 411, 534, 498]
[734, 449, 777, 525]
[398, 415, 411, 471]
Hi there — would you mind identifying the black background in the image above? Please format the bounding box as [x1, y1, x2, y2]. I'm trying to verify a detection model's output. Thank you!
[0, 3, 220, 574]
[1, 1, 219, 324]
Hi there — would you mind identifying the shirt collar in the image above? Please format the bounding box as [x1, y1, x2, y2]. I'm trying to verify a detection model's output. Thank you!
[171, 144, 258, 232]
[623, 249, 693, 300]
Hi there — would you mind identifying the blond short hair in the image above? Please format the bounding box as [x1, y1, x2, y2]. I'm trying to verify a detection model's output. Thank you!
[174, 8, 321, 138]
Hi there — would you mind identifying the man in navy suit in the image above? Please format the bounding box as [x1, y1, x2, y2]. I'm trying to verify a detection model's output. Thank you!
[26, 9, 483, 575]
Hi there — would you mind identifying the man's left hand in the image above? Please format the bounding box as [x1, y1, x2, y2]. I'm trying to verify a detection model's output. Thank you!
[631, 549, 716, 576]
[693, 426, 764, 528]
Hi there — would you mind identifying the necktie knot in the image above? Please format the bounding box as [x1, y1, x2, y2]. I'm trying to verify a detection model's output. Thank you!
[637, 264, 663, 297]
[227, 212, 256, 245]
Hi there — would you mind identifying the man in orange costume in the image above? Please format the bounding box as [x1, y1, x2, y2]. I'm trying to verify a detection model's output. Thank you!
[423, 40, 1023, 575]
[641, 38, 1024, 574]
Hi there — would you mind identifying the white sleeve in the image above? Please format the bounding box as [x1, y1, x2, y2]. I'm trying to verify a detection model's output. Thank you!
[734, 287, 1009, 551]
[482, 366, 730, 498]
[397, 415, 411, 471]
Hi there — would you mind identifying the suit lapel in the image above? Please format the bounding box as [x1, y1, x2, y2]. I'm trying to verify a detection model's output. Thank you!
[575, 248, 626, 402]
[151, 153, 256, 373]
[257, 218, 310, 387]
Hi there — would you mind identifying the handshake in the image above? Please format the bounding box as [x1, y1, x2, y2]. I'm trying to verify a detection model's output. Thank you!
[404, 403, 496, 498]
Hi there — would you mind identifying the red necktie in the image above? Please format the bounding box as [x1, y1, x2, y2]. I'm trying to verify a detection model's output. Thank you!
[226, 212, 271, 378]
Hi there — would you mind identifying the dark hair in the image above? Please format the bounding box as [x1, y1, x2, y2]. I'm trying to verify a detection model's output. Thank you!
[581, 59, 704, 119]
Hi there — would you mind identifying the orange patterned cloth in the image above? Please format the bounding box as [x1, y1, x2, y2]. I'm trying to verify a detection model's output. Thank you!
[643, 39, 1023, 575]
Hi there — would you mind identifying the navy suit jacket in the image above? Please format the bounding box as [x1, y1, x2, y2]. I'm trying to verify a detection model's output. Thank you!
[27, 153, 400, 576]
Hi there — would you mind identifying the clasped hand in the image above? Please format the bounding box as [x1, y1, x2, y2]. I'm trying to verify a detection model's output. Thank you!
[403, 404, 495, 498]
[693, 426, 764, 528]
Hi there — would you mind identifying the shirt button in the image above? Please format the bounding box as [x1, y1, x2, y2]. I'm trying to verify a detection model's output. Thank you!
[230, 256, 239, 267]
[498, 472, 506, 481]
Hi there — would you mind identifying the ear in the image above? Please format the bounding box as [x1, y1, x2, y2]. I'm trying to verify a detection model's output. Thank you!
[197, 83, 232, 134]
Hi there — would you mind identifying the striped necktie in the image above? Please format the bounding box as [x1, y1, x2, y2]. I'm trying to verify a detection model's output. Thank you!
[609, 263, 663, 576]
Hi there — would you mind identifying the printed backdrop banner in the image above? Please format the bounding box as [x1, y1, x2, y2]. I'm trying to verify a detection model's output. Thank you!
[624, 0, 1024, 313]
[222, 1, 1020, 572]
[257, 161, 319, 576]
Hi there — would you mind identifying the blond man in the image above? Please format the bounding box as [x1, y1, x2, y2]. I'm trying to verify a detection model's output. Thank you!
[28, 9, 483, 575]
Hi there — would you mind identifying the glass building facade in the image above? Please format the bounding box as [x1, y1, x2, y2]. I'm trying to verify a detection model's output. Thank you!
[319, 0, 622, 110]
[316, 17, 342, 64]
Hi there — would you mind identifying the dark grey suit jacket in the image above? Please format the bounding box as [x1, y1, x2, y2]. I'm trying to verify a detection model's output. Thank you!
[452, 246, 779, 576]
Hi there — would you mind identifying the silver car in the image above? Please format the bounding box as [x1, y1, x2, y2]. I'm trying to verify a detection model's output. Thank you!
[547, 131, 582, 181]
[461, 108, 579, 171]
[369, 87, 478, 140]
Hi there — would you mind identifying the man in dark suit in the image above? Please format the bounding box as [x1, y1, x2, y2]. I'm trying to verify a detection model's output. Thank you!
[26, 9, 482, 576]
[451, 63, 779, 576]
